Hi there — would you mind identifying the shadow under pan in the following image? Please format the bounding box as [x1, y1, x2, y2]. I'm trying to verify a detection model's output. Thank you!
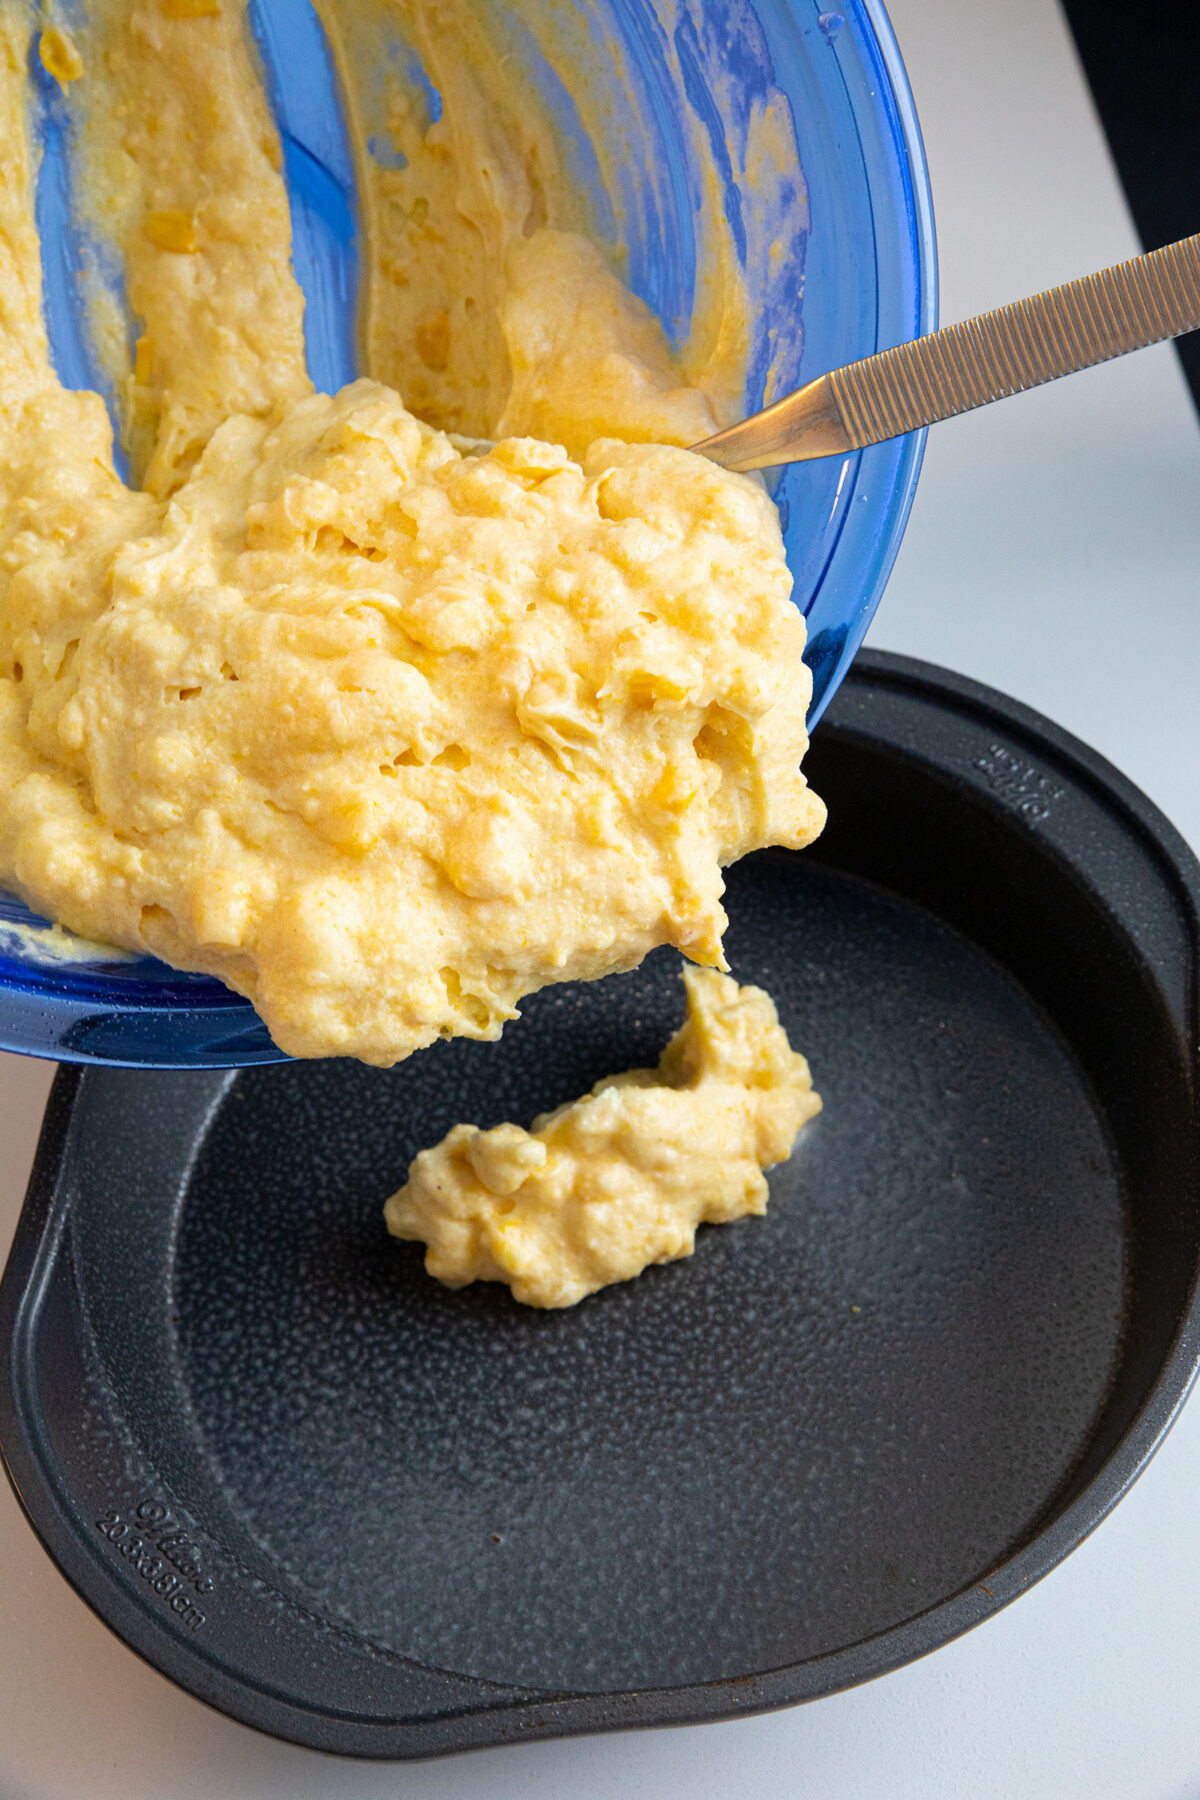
[2, 651, 1198, 1756]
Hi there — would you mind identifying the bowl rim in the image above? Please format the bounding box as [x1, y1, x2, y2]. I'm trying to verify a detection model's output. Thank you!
[798, 0, 939, 730]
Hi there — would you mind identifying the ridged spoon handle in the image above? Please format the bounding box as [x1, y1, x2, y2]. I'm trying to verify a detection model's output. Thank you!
[695, 233, 1200, 472]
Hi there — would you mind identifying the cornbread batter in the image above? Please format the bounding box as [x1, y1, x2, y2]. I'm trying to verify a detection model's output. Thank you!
[385, 966, 822, 1307]
[0, 0, 823, 1063]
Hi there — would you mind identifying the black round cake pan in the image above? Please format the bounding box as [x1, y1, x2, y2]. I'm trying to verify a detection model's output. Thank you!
[2, 648, 1199, 1759]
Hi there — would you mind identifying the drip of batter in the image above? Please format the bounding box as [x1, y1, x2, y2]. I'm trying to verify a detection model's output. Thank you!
[385, 965, 822, 1308]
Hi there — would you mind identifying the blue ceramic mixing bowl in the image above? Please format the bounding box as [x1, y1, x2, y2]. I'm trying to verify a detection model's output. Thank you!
[1, 0, 935, 1066]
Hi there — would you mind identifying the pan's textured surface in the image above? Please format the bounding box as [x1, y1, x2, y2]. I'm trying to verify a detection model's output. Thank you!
[169, 860, 1123, 1692]
[2, 651, 1197, 1757]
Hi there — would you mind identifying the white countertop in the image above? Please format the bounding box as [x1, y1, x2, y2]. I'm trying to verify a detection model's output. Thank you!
[4, 1, 1200, 1794]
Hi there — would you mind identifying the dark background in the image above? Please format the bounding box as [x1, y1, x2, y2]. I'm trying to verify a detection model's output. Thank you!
[1061, 0, 1200, 414]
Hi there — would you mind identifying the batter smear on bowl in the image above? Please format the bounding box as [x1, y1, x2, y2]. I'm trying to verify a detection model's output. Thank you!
[0, 0, 823, 1063]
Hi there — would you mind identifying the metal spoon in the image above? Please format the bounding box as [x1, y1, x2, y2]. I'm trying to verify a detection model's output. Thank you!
[695, 233, 1200, 472]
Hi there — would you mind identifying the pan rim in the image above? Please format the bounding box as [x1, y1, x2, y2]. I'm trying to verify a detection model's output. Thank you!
[2, 648, 1198, 1760]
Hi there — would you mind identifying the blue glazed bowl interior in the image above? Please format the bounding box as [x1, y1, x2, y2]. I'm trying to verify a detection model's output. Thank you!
[1, 0, 935, 1066]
